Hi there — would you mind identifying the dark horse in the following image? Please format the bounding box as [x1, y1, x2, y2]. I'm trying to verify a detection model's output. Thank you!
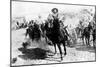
[25, 23, 41, 41]
[81, 23, 93, 46]
[43, 18, 67, 60]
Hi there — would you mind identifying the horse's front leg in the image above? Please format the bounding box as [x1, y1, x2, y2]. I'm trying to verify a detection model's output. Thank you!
[62, 42, 67, 55]
[82, 36, 85, 45]
[57, 44, 63, 60]
[85, 37, 88, 46]
[53, 43, 57, 54]
[88, 36, 90, 46]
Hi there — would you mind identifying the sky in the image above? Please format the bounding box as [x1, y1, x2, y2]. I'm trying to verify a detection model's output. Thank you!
[12, 1, 95, 28]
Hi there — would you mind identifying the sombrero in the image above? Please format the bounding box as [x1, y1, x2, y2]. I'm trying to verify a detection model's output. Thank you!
[51, 8, 58, 13]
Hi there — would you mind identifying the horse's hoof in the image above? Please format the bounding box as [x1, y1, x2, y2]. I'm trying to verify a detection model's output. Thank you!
[61, 57, 63, 60]
[64, 53, 67, 55]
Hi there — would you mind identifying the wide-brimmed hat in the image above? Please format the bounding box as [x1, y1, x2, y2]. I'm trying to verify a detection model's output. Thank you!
[51, 8, 58, 13]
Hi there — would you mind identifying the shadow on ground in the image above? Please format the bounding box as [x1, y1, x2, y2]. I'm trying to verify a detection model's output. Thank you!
[18, 47, 65, 62]
[18, 47, 51, 60]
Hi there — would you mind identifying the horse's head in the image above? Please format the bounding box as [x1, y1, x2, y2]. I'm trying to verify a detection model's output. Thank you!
[46, 19, 53, 28]
[45, 17, 60, 32]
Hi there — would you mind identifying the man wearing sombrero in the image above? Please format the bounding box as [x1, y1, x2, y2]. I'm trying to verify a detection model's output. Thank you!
[47, 8, 69, 39]
[47, 8, 59, 21]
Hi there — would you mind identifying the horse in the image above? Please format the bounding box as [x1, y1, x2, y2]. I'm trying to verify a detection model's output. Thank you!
[25, 23, 41, 41]
[43, 18, 67, 60]
[81, 23, 93, 46]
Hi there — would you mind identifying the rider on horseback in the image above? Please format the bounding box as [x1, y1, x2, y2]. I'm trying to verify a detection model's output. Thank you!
[47, 8, 69, 39]
[36, 15, 44, 37]
[46, 8, 67, 60]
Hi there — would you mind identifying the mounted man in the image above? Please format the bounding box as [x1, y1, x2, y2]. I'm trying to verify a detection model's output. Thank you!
[47, 8, 69, 40]
[42, 8, 70, 60]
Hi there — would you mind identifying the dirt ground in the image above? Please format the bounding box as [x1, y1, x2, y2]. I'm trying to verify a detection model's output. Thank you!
[11, 29, 96, 66]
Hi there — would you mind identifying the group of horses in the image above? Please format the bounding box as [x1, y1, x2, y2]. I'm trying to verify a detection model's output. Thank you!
[16, 17, 96, 60]
[24, 18, 70, 60]
[75, 22, 96, 48]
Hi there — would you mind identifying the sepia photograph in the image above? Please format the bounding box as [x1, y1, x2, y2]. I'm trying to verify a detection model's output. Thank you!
[11, 0, 96, 66]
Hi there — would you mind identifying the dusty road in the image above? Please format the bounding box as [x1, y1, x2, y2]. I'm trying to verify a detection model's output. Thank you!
[11, 29, 95, 66]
